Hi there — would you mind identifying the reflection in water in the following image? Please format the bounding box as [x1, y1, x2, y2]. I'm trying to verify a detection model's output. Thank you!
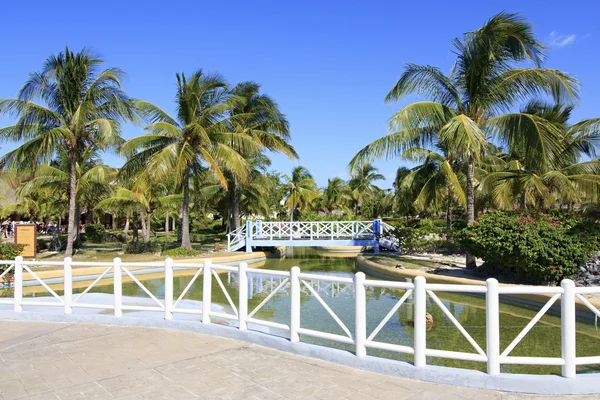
[21, 247, 600, 375]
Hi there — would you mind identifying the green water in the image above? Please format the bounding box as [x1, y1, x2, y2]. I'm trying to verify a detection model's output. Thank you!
[18, 248, 600, 375]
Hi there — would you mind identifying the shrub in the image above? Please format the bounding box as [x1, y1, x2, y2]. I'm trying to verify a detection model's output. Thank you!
[0, 243, 26, 260]
[85, 224, 106, 243]
[387, 219, 455, 254]
[123, 242, 162, 254]
[0, 243, 25, 282]
[36, 239, 49, 252]
[456, 210, 600, 284]
[162, 247, 201, 257]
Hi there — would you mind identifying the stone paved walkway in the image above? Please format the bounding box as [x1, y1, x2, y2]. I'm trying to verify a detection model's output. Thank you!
[0, 321, 594, 400]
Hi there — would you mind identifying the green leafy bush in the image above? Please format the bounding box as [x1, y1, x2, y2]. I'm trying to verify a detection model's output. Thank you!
[387, 219, 455, 254]
[85, 224, 106, 243]
[162, 247, 201, 257]
[0, 243, 25, 282]
[123, 242, 162, 254]
[0, 243, 26, 260]
[457, 211, 600, 284]
[36, 239, 49, 252]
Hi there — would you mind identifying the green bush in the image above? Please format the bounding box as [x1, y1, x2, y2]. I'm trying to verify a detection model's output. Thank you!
[85, 224, 106, 243]
[36, 239, 49, 252]
[162, 247, 201, 257]
[123, 242, 162, 254]
[457, 211, 600, 284]
[387, 218, 454, 254]
[0, 243, 26, 260]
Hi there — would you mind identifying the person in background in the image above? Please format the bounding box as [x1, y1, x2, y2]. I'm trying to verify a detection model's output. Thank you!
[1, 220, 8, 238]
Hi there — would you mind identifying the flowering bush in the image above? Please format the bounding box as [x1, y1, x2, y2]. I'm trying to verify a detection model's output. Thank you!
[0, 243, 25, 283]
[457, 211, 600, 284]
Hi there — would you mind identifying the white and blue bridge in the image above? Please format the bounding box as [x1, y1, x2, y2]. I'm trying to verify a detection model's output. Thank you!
[226, 219, 399, 253]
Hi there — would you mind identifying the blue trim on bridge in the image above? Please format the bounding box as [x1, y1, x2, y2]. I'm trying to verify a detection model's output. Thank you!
[247, 239, 378, 248]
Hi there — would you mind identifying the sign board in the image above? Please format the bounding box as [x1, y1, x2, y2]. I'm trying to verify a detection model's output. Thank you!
[15, 224, 36, 258]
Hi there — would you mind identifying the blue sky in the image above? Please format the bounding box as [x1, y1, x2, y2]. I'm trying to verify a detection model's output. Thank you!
[1, 0, 599, 188]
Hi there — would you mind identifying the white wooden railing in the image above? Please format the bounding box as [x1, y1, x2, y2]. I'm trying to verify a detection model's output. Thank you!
[1, 256, 599, 379]
[227, 225, 246, 252]
[253, 221, 375, 240]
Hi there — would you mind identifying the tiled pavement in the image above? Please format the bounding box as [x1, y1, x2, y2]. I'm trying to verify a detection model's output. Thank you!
[0, 321, 594, 399]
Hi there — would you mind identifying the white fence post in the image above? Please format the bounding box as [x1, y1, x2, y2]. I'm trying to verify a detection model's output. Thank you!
[354, 272, 367, 357]
[290, 266, 301, 343]
[113, 257, 122, 317]
[202, 259, 212, 324]
[561, 279, 576, 378]
[413, 276, 426, 368]
[238, 262, 248, 330]
[164, 258, 173, 320]
[486, 278, 500, 375]
[64, 257, 73, 314]
[14, 256, 23, 312]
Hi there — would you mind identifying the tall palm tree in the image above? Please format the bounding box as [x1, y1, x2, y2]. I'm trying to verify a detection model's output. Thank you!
[121, 70, 256, 249]
[481, 102, 600, 209]
[282, 166, 318, 220]
[320, 177, 352, 214]
[400, 146, 465, 229]
[0, 47, 138, 255]
[348, 163, 385, 215]
[350, 12, 578, 268]
[226, 82, 297, 231]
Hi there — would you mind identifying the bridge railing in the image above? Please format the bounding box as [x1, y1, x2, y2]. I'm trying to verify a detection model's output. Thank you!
[227, 225, 246, 252]
[253, 221, 376, 240]
[2, 256, 599, 380]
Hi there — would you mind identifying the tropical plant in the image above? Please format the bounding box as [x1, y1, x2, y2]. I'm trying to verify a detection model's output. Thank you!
[0, 47, 138, 256]
[282, 166, 318, 220]
[350, 12, 578, 268]
[399, 145, 465, 229]
[121, 70, 256, 249]
[480, 101, 600, 210]
[225, 82, 296, 230]
[348, 163, 385, 214]
[319, 177, 352, 214]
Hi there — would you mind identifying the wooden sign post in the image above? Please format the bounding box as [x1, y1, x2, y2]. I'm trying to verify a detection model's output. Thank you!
[15, 224, 37, 258]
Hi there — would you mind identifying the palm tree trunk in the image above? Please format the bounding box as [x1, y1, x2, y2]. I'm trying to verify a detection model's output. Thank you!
[466, 158, 477, 270]
[165, 209, 169, 236]
[131, 210, 139, 243]
[446, 193, 453, 231]
[172, 215, 176, 233]
[231, 179, 241, 231]
[146, 211, 151, 241]
[181, 174, 192, 249]
[112, 213, 117, 230]
[520, 191, 527, 211]
[65, 156, 78, 256]
[75, 204, 81, 245]
[123, 215, 129, 233]
[140, 210, 149, 243]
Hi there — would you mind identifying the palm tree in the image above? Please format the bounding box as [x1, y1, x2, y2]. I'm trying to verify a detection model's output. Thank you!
[400, 146, 465, 229]
[350, 12, 578, 268]
[348, 163, 385, 215]
[481, 102, 600, 209]
[226, 82, 297, 231]
[282, 166, 318, 220]
[320, 177, 352, 214]
[0, 47, 138, 256]
[121, 70, 255, 249]
[393, 167, 416, 218]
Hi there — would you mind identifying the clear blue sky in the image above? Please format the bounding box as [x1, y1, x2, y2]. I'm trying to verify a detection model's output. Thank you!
[1, 0, 599, 188]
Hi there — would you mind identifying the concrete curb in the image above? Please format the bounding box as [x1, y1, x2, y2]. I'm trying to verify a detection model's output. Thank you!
[0, 312, 598, 395]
